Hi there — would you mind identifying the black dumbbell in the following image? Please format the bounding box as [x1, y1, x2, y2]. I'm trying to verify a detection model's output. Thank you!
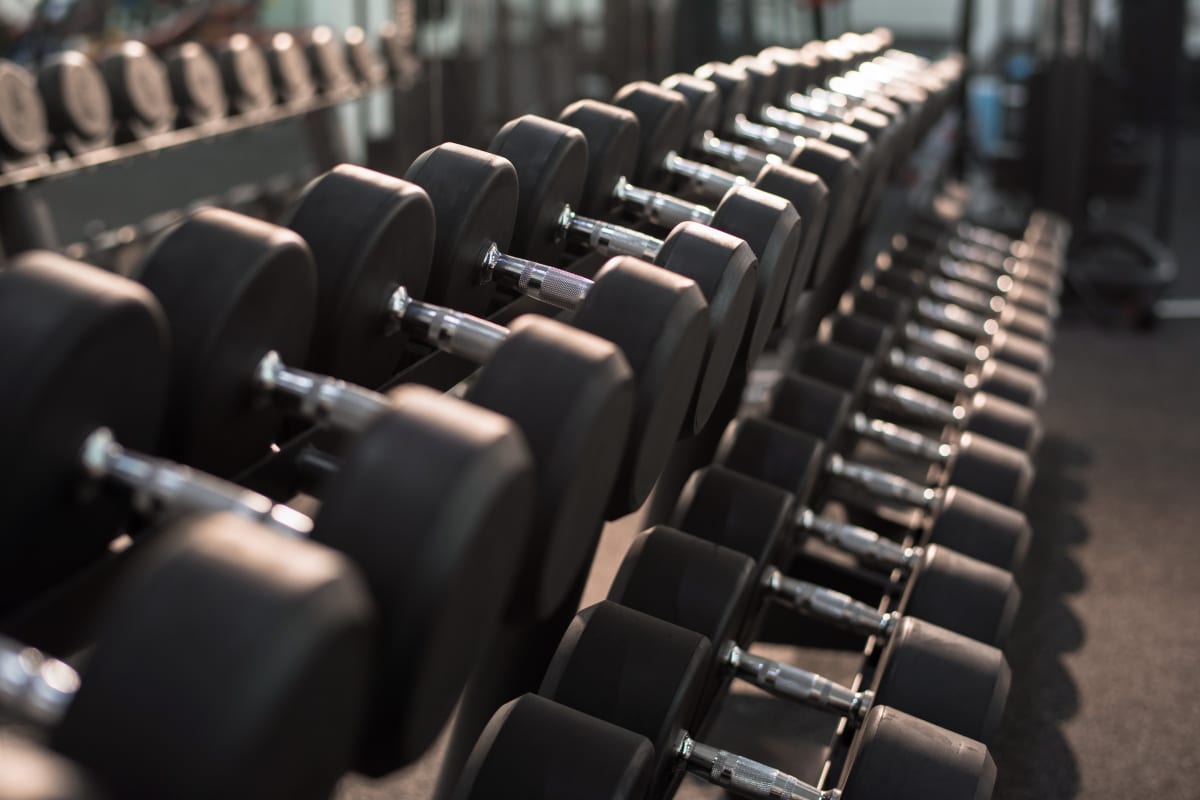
[715, 413, 1029, 586]
[164, 42, 226, 128]
[605, 82, 835, 327]
[0, 61, 51, 170]
[542, 602, 995, 800]
[142, 197, 634, 615]
[37, 51, 116, 155]
[98, 41, 176, 142]
[452, 694, 654, 800]
[303, 25, 356, 98]
[0, 514, 374, 800]
[776, 340, 1034, 508]
[610, 527, 1009, 742]
[903, 217, 1063, 293]
[0, 253, 539, 775]
[0, 737, 102, 800]
[264, 32, 316, 108]
[215, 34, 276, 116]
[343, 26, 389, 89]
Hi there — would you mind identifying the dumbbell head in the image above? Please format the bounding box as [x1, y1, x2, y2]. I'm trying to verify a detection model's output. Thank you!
[99, 41, 175, 141]
[454, 694, 654, 800]
[490, 113, 756, 414]
[265, 32, 316, 105]
[0, 252, 168, 612]
[52, 513, 374, 799]
[304, 26, 355, 96]
[540, 601, 711, 797]
[343, 26, 388, 88]
[672, 465, 794, 571]
[0, 62, 50, 165]
[216, 34, 275, 115]
[714, 415, 828, 502]
[901, 544, 1022, 646]
[164, 42, 226, 127]
[0, 738, 103, 800]
[927, 485, 1032, 571]
[37, 51, 115, 154]
[134, 208, 317, 477]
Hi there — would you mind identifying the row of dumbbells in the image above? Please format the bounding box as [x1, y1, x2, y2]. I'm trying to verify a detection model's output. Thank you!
[0, 29, 1067, 800]
[0, 21, 411, 169]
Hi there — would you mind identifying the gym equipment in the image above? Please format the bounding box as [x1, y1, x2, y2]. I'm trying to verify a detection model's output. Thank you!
[453, 694, 654, 800]
[164, 43, 226, 128]
[37, 52, 115, 155]
[542, 602, 995, 800]
[343, 27, 388, 89]
[99, 41, 176, 142]
[264, 32, 316, 108]
[0, 253, 539, 774]
[0, 737, 102, 800]
[215, 34, 275, 116]
[303, 26, 355, 98]
[609, 527, 1009, 742]
[0, 61, 50, 170]
[0, 513, 373, 800]
[552, 100, 799, 362]
[143, 199, 634, 611]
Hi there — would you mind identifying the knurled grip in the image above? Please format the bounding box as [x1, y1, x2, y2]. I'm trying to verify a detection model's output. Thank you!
[887, 348, 975, 395]
[870, 377, 962, 426]
[849, 411, 951, 463]
[684, 740, 835, 800]
[796, 507, 919, 570]
[825, 452, 939, 509]
[764, 570, 892, 638]
[726, 644, 869, 722]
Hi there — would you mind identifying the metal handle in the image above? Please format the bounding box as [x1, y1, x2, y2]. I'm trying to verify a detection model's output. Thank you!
[783, 92, 846, 123]
[869, 377, 964, 427]
[479, 243, 590, 311]
[849, 411, 952, 463]
[886, 348, 976, 394]
[916, 297, 997, 340]
[903, 321, 989, 365]
[662, 151, 744, 196]
[558, 206, 664, 262]
[698, 132, 777, 173]
[0, 637, 76, 727]
[762, 568, 896, 638]
[927, 275, 1005, 315]
[255, 352, 392, 433]
[612, 176, 715, 229]
[795, 507, 920, 571]
[825, 452, 939, 509]
[679, 735, 838, 800]
[759, 104, 825, 138]
[947, 238, 1007, 271]
[80, 429, 314, 537]
[731, 114, 802, 157]
[937, 255, 1014, 295]
[389, 287, 509, 364]
[724, 643, 871, 724]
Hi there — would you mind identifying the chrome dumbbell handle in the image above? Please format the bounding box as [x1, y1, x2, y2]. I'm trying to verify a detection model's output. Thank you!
[256, 352, 392, 433]
[479, 242, 591, 311]
[558, 205, 664, 262]
[937, 255, 1015, 295]
[795, 507, 921, 571]
[868, 377, 965, 427]
[915, 296, 999, 340]
[662, 150, 747, 196]
[696, 132, 781, 174]
[759, 104, 828, 138]
[731, 114, 802, 158]
[885, 348, 977, 395]
[678, 734, 839, 800]
[826, 452, 939, 509]
[926, 275, 1006, 316]
[849, 411, 952, 463]
[389, 286, 510, 364]
[0, 637, 78, 727]
[80, 428, 313, 537]
[904, 321, 989, 365]
[612, 176, 716, 229]
[723, 642, 871, 724]
[762, 567, 897, 638]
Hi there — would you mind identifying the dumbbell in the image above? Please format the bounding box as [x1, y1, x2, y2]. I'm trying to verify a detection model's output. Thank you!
[0, 253, 539, 775]
[303, 25, 356, 98]
[343, 26, 389, 89]
[486, 111, 784, 370]
[777, 341, 1034, 508]
[142, 198, 635, 614]
[0, 61, 50, 170]
[0, 513, 374, 800]
[904, 215, 1064, 291]
[98, 41, 176, 142]
[36, 52, 115, 155]
[164, 42, 226, 128]
[286, 164, 683, 521]
[0, 736, 103, 799]
[264, 32, 317, 108]
[453, 694, 654, 800]
[815, 314, 1045, 452]
[542, 602, 995, 800]
[610, 527, 1009, 742]
[715, 412, 1030, 583]
[215, 34, 276, 116]
[403, 141, 732, 482]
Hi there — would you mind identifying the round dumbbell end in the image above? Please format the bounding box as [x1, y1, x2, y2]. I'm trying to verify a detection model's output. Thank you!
[903, 544, 1021, 647]
[0, 61, 50, 160]
[929, 486, 1032, 571]
[949, 432, 1034, 508]
[37, 51, 114, 151]
[558, 100, 641, 217]
[966, 391, 1043, 453]
[978, 358, 1044, 408]
[166, 43, 226, 127]
[672, 466, 794, 568]
[714, 416, 826, 502]
[840, 705, 996, 800]
[992, 328, 1052, 376]
[764, 373, 854, 444]
[659, 74, 723, 141]
[752, 164, 830, 321]
[611, 82, 692, 187]
[873, 616, 1010, 743]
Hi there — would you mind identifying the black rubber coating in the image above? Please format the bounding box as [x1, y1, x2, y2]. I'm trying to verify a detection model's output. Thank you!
[37, 51, 115, 154]
[693, 62, 754, 131]
[540, 602, 711, 797]
[266, 33, 316, 105]
[489, 115, 587, 266]
[992, 327, 1052, 376]
[165, 43, 226, 127]
[839, 705, 996, 800]
[751, 163, 830, 323]
[558, 99, 642, 217]
[671, 465, 794, 568]
[978, 358, 1044, 407]
[216, 35, 275, 115]
[573, 257, 707, 518]
[966, 391, 1043, 453]
[873, 616, 1010, 744]
[0, 736, 105, 799]
[790, 138, 864, 291]
[135, 208, 316, 477]
[823, 311, 893, 366]
[287, 164, 432, 387]
[902, 544, 1022, 647]
[344, 27, 387, 88]
[454, 694, 655, 800]
[999, 303, 1053, 344]
[609, 82, 690, 188]
[304, 27, 354, 96]
[320, 386, 537, 774]
[713, 416, 826, 505]
[100, 41, 175, 141]
[467, 315, 634, 618]
[0, 253, 168, 614]
[948, 432, 1034, 508]
[0, 61, 50, 161]
[53, 513, 374, 800]
[1007, 280, 1057, 318]
[405, 143, 514, 315]
[791, 341, 874, 400]
[659, 74, 723, 145]
[763, 373, 856, 445]
[927, 486, 1032, 571]
[730, 55, 781, 118]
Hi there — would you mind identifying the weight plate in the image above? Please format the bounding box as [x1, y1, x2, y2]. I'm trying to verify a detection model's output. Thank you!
[216, 34, 274, 115]
[0, 61, 49, 160]
[344, 26, 387, 88]
[672, 465, 794, 569]
[305, 26, 354, 96]
[659, 74, 722, 143]
[693, 62, 753, 130]
[901, 544, 1021, 647]
[287, 164, 432, 388]
[166, 42, 226, 127]
[37, 51, 113, 152]
[266, 32, 316, 106]
[100, 41, 174, 139]
[135, 208, 317, 477]
[611, 83, 691, 188]
[558, 99, 641, 218]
